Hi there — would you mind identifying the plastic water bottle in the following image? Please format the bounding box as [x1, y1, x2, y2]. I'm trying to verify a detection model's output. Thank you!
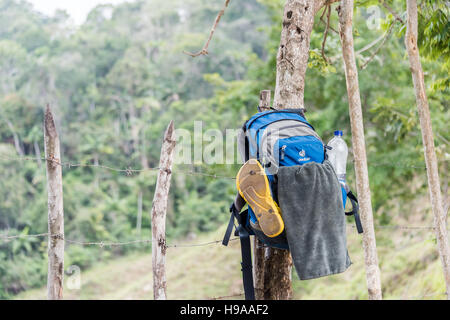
[327, 130, 348, 185]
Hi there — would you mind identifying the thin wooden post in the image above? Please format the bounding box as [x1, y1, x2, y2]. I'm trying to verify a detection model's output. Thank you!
[405, 0, 450, 299]
[253, 90, 271, 300]
[151, 121, 176, 300]
[337, 0, 382, 300]
[253, 238, 265, 299]
[137, 191, 143, 236]
[44, 105, 64, 300]
[258, 90, 271, 112]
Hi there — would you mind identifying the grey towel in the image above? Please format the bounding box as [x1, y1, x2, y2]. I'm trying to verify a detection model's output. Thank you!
[277, 160, 351, 280]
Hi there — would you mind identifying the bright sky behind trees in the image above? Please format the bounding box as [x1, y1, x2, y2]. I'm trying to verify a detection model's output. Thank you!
[28, 0, 129, 24]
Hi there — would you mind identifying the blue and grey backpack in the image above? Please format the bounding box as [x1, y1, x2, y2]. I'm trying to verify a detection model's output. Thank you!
[222, 108, 363, 300]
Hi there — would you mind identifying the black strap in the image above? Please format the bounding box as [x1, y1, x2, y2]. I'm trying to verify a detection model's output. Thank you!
[222, 211, 236, 246]
[244, 135, 249, 162]
[222, 203, 255, 300]
[241, 122, 250, 162]
[345, 190, 363, 234]
[222, 203, 241, 246]
[237, 225, 255, 300]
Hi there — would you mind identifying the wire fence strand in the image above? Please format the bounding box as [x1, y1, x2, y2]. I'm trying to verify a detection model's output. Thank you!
[1, 223, 445, 246]
[208, 290, 448, 300]
[0, 155, 237, 179]
[0, 232, 241, 248]
[208, 292, 245, 300]
[400, 291, 448, 300]
[1, 155, 449, 180]
[348, 224, 439, 231]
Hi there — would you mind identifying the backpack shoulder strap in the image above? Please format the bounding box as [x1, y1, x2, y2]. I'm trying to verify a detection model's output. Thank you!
[345, 190, 364, 234]
[222, 201, 255, 300]
[240, 121, 250, 162]
[237, 223, 254, 300]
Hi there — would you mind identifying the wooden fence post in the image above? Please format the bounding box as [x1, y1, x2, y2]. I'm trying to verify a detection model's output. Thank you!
[44, 105, 65, 300]
[252, 90, 271, 300]
[151, 121, 176, 300]
[337, 0, 382, 300]
[258, 90, 271, 112]
[405, 0, 450, 299]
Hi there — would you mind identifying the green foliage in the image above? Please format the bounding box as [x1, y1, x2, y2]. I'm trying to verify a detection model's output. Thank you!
[0, 0, 448, 299]
[418, 1, 449, 60]
[0, 0, 270, 297]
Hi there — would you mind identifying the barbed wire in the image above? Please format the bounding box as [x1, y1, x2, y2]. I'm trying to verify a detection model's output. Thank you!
[401, 291, 448, 300]
[374, 225, 435, 230]
[1, 155, 449, 179]
[362, 158, 449, 169]
[1, 223, 445, 247]
[348, 224, 439, 231]
[168, 238, 238, 248]
[208, 292, 245, 300]
[0, 232, 240, 248]
[208, 291, 448, 300]
[0, 232, 50, 240]
[64, 238, 153, 247]
[0, 156, 236, 179]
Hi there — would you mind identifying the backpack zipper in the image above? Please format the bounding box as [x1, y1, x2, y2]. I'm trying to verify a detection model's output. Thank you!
[280, 145, 287, 161]
[253, 120, 319, 160]
[261, 122, 316, 139]
[246, 110, 313, 131]
[255, 120, 319, 157]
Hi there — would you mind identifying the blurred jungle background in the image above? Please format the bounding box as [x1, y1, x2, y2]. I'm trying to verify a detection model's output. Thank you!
[0, 0, 448, 299]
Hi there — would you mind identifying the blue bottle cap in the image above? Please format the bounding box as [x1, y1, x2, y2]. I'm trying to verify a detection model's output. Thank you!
[334, 130, 343, 136]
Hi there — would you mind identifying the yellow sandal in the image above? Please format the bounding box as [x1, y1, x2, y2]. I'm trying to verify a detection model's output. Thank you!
[236, 159, 284, 237]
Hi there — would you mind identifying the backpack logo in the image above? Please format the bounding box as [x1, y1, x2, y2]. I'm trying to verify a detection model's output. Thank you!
[298, 149, 310, 162]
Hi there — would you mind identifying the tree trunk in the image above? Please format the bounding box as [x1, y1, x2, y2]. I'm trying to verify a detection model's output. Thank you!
[273, 1, 317, 110]
[253, 90, 271, 300]
[263, 0, 328, 300]
[151, 121, 176, 300]
[263, 0, 342, 301]
[262, 248, 292, 300]
[405, 0, 450, 299]
[337, 0, 382, 300]
[44, 105, 64, 300]
[253, 237, 266, 299]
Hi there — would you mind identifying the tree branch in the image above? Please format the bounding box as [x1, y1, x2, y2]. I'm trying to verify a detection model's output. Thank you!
[355, 33, 386, 55]
[321, 5, 332, 64]
[5, 119, 24, 156]
[380, 0, 405, 24]
[315, 0, 341, 14]
[183, 0, 231, 58]
[360, 20, 395, 69]
[319, 4, 338, 34]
